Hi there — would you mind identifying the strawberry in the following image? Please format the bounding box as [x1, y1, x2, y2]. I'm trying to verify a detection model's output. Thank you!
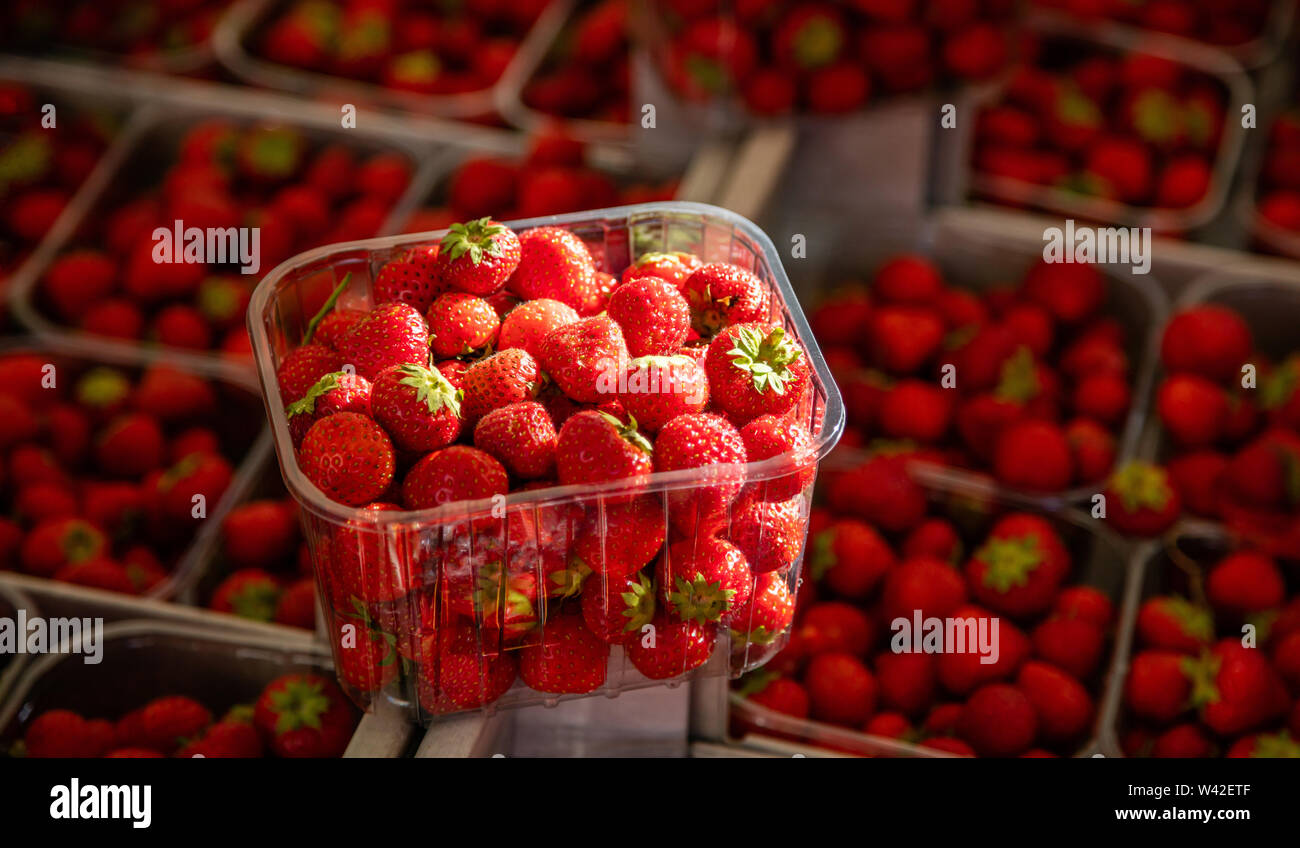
[554, 409, 653, 492]
[285, 370, 373, 445]
[1193, 639, 1289, 736]
[460, 348, 543, 423]
[607, 273, 692, 359]
[1137, 596, 1213, 654]
[1150, 723, 1215, 758]
[1205, 551, 1285, 616]
[509, 226, 598, 312]
[275, 578, 317, 629]
[626, 611, 716, 680]
[773, 3, 846, 71]
[619, 354, 709, 432]
[811, 519, 894, 599]
[943, 22, 1006, 80]
[870, 305, 945, 373]
[221, 500, 299, 570]
[1161, 305, 1252, 381]
[538, 314, 629, 403]
[425, 292, 499, 358]
[653, 412, 747, 531]
[1054, 585, 1113, 629]
[730, 495, 806, 574]
[1104, 461, 1181, 536]
[314, 308, 367, 350]
[20, 517, 106, 577]
[874, 651, 937, 717]
[42, 250, 115, 322]
[882, 556, 968, 622]
[957, 682, 1036, 757]
[473, 401, 557, 480]
[277, 343, 343, 404]
[936, 605, 1031, 696]
[420, 626, 518, 713]
[55, 558, 135, 594]
[95, 413, 165, 477]
[738, 415, 815, 501]
[620, 251, 702, 291]
[519, 613, 609, 694]
[1227, 731, 1300, 759]
[1157, 373, 1228, 448]
[705, 323, 809, 423]
[116, 696, 213, 755]
[334, 616, 398, 694]
[805, 653, 877, 726]
[211, 569, 281, 621]
[879, 380, 953, 443]
[1071, 372, 1130, 427]
[254, 673, 357, 758]
[133, 365, 216, 423]
[1221, 429, 1300, 510]
[743, 674, 809, 718]
[582, 571, 657, 645]
[176, 709, 264, 759]
[1032, 613, 1105, 679]
[23, 710, 116, 758]
[81, 300, 145, 340]
[401, 445, 507, 509]
[872, 254, 943, 304]
[903, 518, 962, 564]
[1125, 649, 1193, 723]
[730, 570, 795, 645]
[1016, 660, 1094, 743]
[658, 537, 753, 624]
[807, 61, 870, 113]
[680, 263, 770, 335]
[993, 420, 1074, 492]
[370, 363, 462, 452]
[435, 217, 521, 296]
[1157, 154, 1212, 208]
[965, 513, 1070, 619]
[1084, 136, 1152, 203]
[298, 412, 395, 506]
[497, 298, 579, 359]
[336, 302, 430, 380]
[797, 601, 873, 656]
[373, 253, 442, 314]
[571, 495, 666, 578]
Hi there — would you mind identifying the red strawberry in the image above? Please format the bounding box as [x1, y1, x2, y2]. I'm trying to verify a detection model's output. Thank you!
[653, 412, 747, 531]
[554, 409, 653, 492]
[133, 365, 216, 423]
[95, 413, 165, 477]
[274, 578, 317, 629]
[902, 517, 962, 564]
[460, 348, 543, 423]
[571, 495, 666, 578]
[1054, 585, 1113, 629]
[705, 323, 809, 423]
[882, 556, 968, 622]
[23, 710, 116, 758]
[1221, 429, 1300, 510]
[222, 500, 299, 569]
[334, 617, 399, 694]
[658, 537, 753, 623]
[435, 217, 521, 296]
[211, 569, 281, 620]
[730, 495, 806, 575]
[807, 61, 870, 113]
[1104, 461, 1181, 536]
[1032, 613, 1105, 679]
[581, 571, 656, 645]
[1157, 154, 1212, 208]
[993, 420, 1074, 492]
[681, 262, 770, 335]
[497, 298, 579, 358]
[1016, 660, 1094, 743]
[626, 611, 716, 680]
[1084, 136, 1152, 203]
[957, 682, 1036, 757]
[473, 401, 557, 480]
[1137, 596, 1212, 654]
[402, 445, 507, 509]
[425, 292, 499, 359]
[606, 275, 691, 357]
[743, 674, 809, 718]
[370, 363, 462, 452]
[42, 250, 115, 322]
[254, 673, 356, 758]
[285, 370, 372, 446]
[730, 570, 795, 645]
[374, 250, 442, 314]
[55, 558, 135, 594]
[805, 653, 877, 726]
[538, 314, 629, 403]
[1226, 731, 1300, 759]
[328, 502, 410, 605]
[20, 517, 106, 577]
[1161, 305, 1252, 381]
[797, 601, 873, 656]
[277, 343, 343, 404]
[1125, 649, 1192, 723]
[176, 709, 264, 759]
[874, 651, 937, 717]
[879, 380, 953, 443]
[738, 415, 815, 501]
[810, 519, 894, 599]
[619, 354, 710, 432]
[1205, 551, 1285, 616]
[336, 302, 430, 380]
[1157, 373, 1228, 448]
[509, 226, 598, 312]
[1194, 639, 1288, 736]
[420, 626, 518, 713]
[314, 308, 367, 350]
[620, 251, 702, 291]
[872, 254, 943, 304]
[870, 305, 945, 373]
[1150, 723, 1215, 758]
[943, 23, 1006, 80]
[965, 513, 1070, 618]
[116, 696, 213, 755]
[298, 412, 395, 506]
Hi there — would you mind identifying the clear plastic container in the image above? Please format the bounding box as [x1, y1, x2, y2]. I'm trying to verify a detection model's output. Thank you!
[728, 461, 1140, 758]
[248, 201, 845, 723]
[0, 621, 336, 753]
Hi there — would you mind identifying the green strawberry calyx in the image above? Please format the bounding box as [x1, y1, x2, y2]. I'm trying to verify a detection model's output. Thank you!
[793, 15, 842, 70]
[727, 326, 803, 395]
[669, 571, 735, 624]
[1110, 460, 1173, 514]
[242, 127, 302, 179]
[398, 363, 462, 419]
[599, 411, 653, 454]
[286, 369, 347, 419]
[269, 677, 333, 734]
[550, 557, 592, 598]
[439, 217, 509, 267]
[809, 529, 837, 581]
[1057, 86, 1101, 129]
[1260, 356, 1298, 409]
[1246, 731, 1300, 758]
[1160, 595, 1213, 642]
[231, 578, 280, 622]
[619, 573, 656, 634]
[1183, 651, 1221, 710]
[302, 272, 352, 343]
[390, 49, 441, 84]
[994, 346, 1039, 403]
[735, 668, 777, 698]
[975, 535, 1043, 592]
[75, 367, 131, 409]
[1133, 89, 1181, 145]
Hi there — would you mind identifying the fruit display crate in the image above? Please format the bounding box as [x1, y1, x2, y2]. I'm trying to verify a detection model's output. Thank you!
[938, 19, 1252, 235]
[720, 461, 1143, 758]
[212, 0, 549, 120]
[248, 201, 845, 724]
[0, 581, 38, 704]
[493, 0, 632, 145]
[0, 620, 374, 758]
[4, 68, 453, 387]
[1234, 60, 1300, 261]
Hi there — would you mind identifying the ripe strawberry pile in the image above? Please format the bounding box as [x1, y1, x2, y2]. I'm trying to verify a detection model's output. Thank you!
[523, 0, 630, 124]
[2, 0, 225, 66]
[0, 81, 113, 286]
[205, 494, 317, 630]
[974, 37, 1226, 212]
[1030, 0, 1278, 50]
[0, 352, 256, 595]
[273, 217, 822, 711]
[1122, 545, 1300, 758]
[736, 469, 1117, 758]
[653, 0, 1015, 117]
[1154, 303, 1300, 558]
[35, 119, 411, 357]
[256, 0, 546, 96]
[1253, 103, 1300, 247]
[813, 253, 1136, 494]
[17, 673, 358, 758]
[398, 132, 677, 234]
